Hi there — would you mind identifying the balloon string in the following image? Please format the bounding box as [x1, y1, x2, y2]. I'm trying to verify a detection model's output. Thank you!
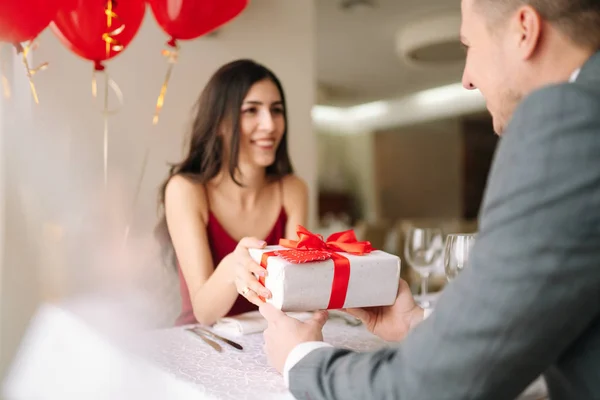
[91, 68, 124, 189]
[103, 70, 109, 188]
[92, 70, 98, 98]
[15, 41, 48, 104]
[153, 41, 179, 125]
[92, 68, 123, 113]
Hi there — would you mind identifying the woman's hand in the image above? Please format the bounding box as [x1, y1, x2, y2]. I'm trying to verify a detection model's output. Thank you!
[228, 237, 272, 306]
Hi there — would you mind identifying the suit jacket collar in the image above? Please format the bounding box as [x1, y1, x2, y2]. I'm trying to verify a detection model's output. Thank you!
[575, 51, 600, 83]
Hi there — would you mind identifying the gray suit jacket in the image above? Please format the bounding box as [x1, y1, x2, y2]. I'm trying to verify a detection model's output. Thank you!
[289, 51, 600, 400]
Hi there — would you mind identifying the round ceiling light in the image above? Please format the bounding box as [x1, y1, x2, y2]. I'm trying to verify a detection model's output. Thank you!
[395, 12, 464, 68]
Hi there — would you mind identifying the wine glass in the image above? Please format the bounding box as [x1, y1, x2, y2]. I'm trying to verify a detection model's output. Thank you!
[404, 227, 444, 307]
[444, 233, 477, 281]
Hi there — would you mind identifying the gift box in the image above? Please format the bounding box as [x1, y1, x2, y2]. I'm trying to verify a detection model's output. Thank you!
[248, 226, 401, 312]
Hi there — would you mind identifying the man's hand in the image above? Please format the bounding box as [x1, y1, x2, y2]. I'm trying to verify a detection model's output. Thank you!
[260, 303, 328, 373]
[344, 279, 424, 342]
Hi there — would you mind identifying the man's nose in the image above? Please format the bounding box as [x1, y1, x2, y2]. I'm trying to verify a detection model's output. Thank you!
[462, 70, 476, 90]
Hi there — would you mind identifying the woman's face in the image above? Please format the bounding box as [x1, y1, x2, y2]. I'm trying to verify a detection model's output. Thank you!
[237, 79, 285, 168]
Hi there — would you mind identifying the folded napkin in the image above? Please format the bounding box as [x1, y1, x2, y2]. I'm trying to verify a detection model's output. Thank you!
[211, 310, 313, 336]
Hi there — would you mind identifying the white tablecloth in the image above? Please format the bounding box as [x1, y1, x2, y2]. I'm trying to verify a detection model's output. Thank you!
[139, 319, 388, 399]
[4, 301, 547, 400]
[139, 319, 547, 400]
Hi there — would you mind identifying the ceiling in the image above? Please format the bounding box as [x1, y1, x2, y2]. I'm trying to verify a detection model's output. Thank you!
[316, 0, 466, 106]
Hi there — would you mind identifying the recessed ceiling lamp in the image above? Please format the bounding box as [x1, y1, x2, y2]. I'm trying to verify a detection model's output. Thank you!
[395, 12, 464, 68]
[339, 0, 377, 11]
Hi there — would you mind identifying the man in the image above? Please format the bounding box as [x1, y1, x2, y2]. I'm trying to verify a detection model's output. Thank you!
[259, 0, 600, 398]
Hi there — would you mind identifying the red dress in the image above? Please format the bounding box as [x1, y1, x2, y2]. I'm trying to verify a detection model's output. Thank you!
[175, 208, 287, 326]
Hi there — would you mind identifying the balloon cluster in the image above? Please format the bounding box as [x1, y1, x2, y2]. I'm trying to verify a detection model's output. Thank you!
[0, 0, 248, 245]
[0, 0, 248, 74]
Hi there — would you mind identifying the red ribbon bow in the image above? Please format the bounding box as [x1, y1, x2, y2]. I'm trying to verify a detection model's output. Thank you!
[279, 225, 373, 255]
[259, 225, 373, 309]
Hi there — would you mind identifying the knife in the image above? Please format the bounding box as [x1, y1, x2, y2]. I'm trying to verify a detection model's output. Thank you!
[185, 328, 222, 352]
[193, 326, 244, 351]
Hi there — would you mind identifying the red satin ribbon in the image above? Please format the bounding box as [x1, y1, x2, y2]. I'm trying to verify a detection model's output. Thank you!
[258, 251, 277, 303]
[279, 225, 372, 255]
[259, 225, 372, 309]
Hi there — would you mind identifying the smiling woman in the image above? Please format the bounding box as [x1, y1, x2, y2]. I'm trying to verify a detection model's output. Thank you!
[154, 59, 308, 327]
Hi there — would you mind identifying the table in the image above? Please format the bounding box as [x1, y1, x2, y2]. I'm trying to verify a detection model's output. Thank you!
[139, 319, 547, 400]
[3, 301, 547, 400]
[140, 319, 388, 399]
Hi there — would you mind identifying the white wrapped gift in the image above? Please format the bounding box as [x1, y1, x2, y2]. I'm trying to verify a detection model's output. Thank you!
[248, 241, 401, 312]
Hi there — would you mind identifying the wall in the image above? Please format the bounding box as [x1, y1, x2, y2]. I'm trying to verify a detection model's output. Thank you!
[0, 0, 316, 379]
[0, 46, 8, 383]
[462, 115, 498, 219]
[374, 118, 463, 220]
[0, 46, 44, 381]
[317, 129, 378, 221]
[317, 117, 463, 225]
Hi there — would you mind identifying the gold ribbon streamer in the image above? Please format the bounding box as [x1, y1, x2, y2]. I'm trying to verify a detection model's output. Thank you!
[126, 42, 181, 245]
[104, 0, 125, 58]
[17, 40, 48, 104]
[153, 43, 180, 125]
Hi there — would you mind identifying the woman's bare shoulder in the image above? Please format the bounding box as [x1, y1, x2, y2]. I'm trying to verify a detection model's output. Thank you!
[280, 174, 308, 214]
[165, 174, 209, 220]
[281, 174, 308, 196]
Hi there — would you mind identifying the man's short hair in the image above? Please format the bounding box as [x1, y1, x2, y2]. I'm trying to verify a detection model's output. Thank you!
[475, 0, 600, 50]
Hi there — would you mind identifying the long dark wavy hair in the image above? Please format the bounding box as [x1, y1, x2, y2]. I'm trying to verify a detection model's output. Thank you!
[155, 59, 294, 268]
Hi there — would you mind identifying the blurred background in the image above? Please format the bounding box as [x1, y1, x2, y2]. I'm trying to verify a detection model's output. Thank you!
[0, 0, 497, 381]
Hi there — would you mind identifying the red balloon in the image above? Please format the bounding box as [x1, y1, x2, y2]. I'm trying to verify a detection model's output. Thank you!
[147, 0, 248, 44]
[0, 0, 64, 44]
[51, 0, 146, 69]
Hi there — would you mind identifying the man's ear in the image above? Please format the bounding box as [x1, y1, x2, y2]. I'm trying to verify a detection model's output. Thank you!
[514, 5, 543, 60]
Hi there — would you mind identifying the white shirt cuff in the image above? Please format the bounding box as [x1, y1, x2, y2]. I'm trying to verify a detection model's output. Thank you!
[283, 341, 333, 387]
[423, 307, 434, 320]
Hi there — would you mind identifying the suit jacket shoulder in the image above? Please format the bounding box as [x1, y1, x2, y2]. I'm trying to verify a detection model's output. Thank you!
[508, 82, 600, 143]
